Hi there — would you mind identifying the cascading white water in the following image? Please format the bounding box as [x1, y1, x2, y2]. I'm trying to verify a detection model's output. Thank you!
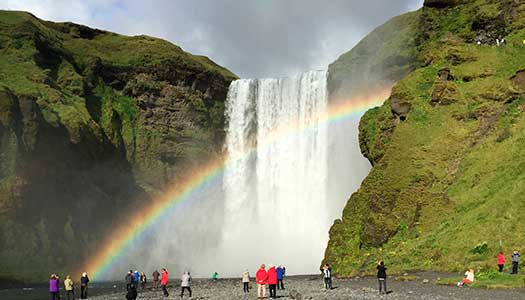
[218, 71, 335, 274]
[104, 70, 371, 279]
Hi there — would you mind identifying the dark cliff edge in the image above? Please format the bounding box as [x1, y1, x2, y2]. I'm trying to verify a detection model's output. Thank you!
[0, 10, 237, 283]
[325, 0, 525, 276]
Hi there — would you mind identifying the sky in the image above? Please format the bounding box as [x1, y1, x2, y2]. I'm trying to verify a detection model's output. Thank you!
[2, 0, 423, 78]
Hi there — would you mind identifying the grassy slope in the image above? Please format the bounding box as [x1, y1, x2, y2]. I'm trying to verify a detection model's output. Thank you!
[325, 0, 525, 277]
[0, 10, 236, 282]
[328, 10, 421, 100]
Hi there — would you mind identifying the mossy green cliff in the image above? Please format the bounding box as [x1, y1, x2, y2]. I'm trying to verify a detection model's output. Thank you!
[0, 10, 236, 282]
[325, 0, 525, 276]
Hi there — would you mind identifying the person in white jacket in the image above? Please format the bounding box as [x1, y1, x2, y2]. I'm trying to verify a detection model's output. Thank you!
[180, 271, 192, 299]
[242, 269, 250, 293]
[457, 269, 474, 286]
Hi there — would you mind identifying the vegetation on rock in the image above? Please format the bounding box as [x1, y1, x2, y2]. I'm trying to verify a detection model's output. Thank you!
[325, 0, 525, 277]
[0, 10, 236, 282]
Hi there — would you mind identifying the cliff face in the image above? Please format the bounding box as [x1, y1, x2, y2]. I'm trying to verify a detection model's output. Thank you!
[325, 0, 525, 276]
[0, 10, 236, 282]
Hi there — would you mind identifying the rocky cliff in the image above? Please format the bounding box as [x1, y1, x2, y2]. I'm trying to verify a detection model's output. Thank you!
[0, 10, 236, 282]
[325, 0, 525, 276]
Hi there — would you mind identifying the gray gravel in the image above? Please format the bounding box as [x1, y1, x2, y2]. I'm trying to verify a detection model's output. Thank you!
[89, 274, 525, 300]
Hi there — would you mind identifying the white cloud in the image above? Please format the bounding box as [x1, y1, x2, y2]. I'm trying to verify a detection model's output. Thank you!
[1, 0, 424, 78]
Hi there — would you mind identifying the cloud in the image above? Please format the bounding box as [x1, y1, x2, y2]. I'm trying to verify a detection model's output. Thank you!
[2, 0, 423, 78]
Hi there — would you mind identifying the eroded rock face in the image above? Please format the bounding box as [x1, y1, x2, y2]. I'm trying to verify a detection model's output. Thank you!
[431, 69, 459, 106]
[390, 94, 412, 120]
[511, 70, 525, 92]
[423, 0, 459, 8]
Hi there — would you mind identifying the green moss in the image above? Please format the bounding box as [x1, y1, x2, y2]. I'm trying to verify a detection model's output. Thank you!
[325, 0, 525, 279]
[0, 10, 237, 281]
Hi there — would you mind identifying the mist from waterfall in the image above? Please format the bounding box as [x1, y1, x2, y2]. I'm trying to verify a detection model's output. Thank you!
[108, 70, 370, 279]
[215, 70, 371, 275]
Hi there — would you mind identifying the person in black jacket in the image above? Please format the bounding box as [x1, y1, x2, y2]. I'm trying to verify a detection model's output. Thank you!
[377, 261, 387, 294]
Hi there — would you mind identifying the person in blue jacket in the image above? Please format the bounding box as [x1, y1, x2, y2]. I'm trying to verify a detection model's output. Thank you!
[134, 271, 140, 287]
[276, 265, 285, 290]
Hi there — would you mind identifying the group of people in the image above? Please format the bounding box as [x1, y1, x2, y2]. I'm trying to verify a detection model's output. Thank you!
[456, 250, 521, 287]
[124, 268, 189, 299]
[49, 272, 90, 300]
[497, 250, 520, 274]
[253, 264, 286, 299]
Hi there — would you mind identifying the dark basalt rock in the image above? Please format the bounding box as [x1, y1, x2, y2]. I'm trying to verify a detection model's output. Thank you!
[423, 0, 459, 8]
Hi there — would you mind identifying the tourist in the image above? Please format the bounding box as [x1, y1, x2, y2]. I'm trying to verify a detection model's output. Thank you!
[161, 268, 169, 297]
[457, 268, 475, 286]
[126, 283, 137, 300]
[50, 274, 59, 300]
[512, 250, 520, 274]
[152, 270, 160, 288]
[133, 270, 139, 287]
[498, 251, 505, 272]
[212, 271, 218, 281]
[322, 264, 332, 290]
[180, 271, 192, 299]
[80, 272, 89, 299]
[125, 270, 134, 291]
[276, 265, 285, 290]
[140, 272, 147, 289]
[64, 275, 75, 300]
[256, 264, 268, 299]
[242, 269, 250, 293]
[267, 265, 278, 299]
[377, 261, 387, 294]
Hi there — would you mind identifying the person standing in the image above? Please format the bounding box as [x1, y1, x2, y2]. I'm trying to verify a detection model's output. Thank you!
[161, 268, 169, 297]
[125, 271, 134, 291]
[267, 265, 278, 299]
[498, 252, 505, 272]
[140, 272, 147, 289]
[512, 250, 520, 274]
[256, 264, 268, 299]
[152, 270, 160, 288]
[64, 275, 75, 300]
[133, 271, 139, 287]
[242, 269, 250, 293]
[180, 271, 192, 299]
[80, 272, 89, 299]
[50, 274, 59, 300]
[322, 264, 332, 290]
[377, 261, 387, 294]
[276, 266, 285, 290]
[212, 272, 218, 281]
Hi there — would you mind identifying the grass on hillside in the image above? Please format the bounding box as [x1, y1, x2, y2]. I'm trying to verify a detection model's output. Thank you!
[438, 271, 525, 289]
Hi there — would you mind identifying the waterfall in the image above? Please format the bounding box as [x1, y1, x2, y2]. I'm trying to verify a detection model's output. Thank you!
[219, 71, 334, 274]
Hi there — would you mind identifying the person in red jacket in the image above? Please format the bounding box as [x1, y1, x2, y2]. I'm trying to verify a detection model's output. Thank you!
[160, 268, 169, 297]
[256, 264, 268, 299]
[498, 251, 506, 272]
[267, 265, 278, 298]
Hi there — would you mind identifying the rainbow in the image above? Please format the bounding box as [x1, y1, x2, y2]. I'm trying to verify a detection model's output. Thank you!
[82, 87, 392, 280]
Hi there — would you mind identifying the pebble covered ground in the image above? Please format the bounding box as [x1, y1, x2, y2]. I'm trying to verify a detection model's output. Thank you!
[90, 274, 525, 300]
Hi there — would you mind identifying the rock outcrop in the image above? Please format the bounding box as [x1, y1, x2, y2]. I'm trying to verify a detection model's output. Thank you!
[325, 0, 525, 277]
[0, 10, 236, 281]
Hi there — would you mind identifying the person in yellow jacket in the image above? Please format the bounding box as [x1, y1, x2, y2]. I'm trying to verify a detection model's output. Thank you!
[64, 275, 75, 300]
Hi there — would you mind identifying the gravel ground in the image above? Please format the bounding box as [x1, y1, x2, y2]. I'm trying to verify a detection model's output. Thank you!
[89, 274, 525, 300]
